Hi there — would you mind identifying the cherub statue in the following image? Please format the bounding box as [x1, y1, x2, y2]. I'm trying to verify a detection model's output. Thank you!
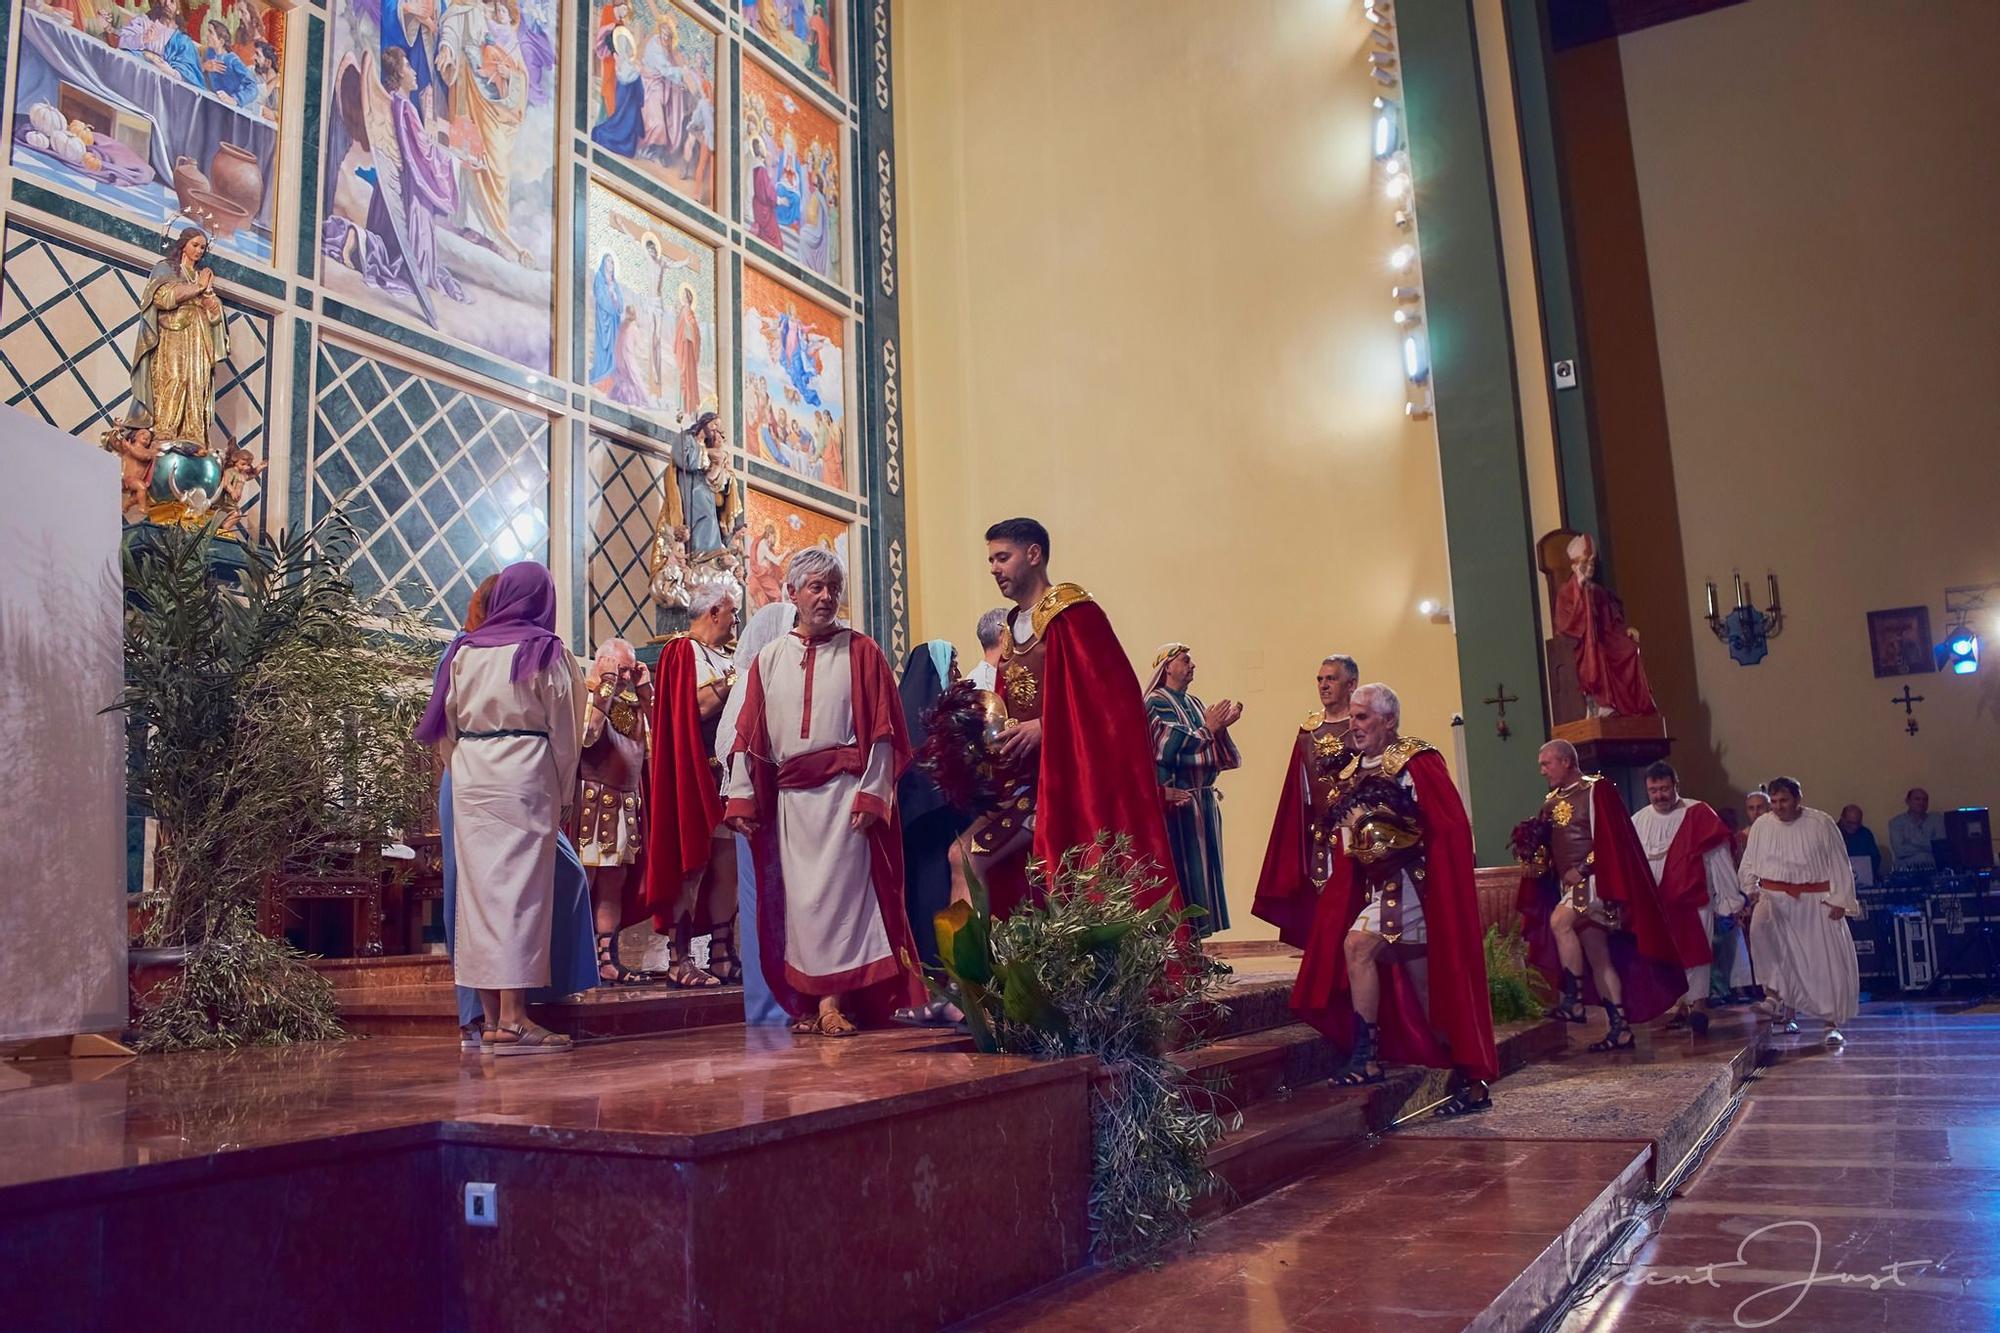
[100, 422, 160, 521]
[214, 447, 265, 536]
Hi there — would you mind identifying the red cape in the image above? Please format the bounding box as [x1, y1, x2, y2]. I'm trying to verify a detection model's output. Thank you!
[1251, 731, 1317, 950]
[1516, 777, 1699, 1024]
[986, 598, 1183, 919]
[641, 636, 724, 933]
[723, 630, 925, 1023]
[1291, 749, 1499, 1081]
[1035, 598, 1182, 912]
[1657, 801, 1727, 964]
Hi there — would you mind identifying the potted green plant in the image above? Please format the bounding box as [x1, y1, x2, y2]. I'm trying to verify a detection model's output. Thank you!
[918, 835, 1237, 1264]
[116, 510, 436, 1051]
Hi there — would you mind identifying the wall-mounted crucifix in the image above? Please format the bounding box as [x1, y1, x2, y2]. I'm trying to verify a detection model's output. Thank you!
[1483, 682, 1519, 740]
[1891, 684, 1925, 736]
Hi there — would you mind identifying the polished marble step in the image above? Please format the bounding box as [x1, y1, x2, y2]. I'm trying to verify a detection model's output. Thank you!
[335, 982, 747, 1039]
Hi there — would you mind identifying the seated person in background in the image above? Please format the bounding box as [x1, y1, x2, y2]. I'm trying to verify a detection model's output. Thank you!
[1887, 787, 1946, 873]
[1733, 788, 1770, 865]
[1837, 805, 1882, 884]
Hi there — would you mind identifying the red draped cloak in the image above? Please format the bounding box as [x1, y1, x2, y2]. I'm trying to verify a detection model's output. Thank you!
[1516, 777, 1701, 1024]
[641, 636, 723, 933]
[1291, 748, 1499, 1082]
[1251, 729, 1318, 950]
[723, 629, 925, 1023]
[1658, 801, 1728, 964]
[1554, 576, 1658, 717]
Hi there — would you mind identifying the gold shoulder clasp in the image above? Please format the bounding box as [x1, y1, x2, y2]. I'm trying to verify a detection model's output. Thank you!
[1030, 583, 1094, 638]
[1378, 736, 1435, 778]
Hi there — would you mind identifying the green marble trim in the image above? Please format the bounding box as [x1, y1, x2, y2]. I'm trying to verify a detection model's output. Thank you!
[589, 399, 674, 443]
[565, 417, 587, 646]
[321, 299, 567, 408]
[294, 289, 313, 309]
[730, 253, 742, 426]
[688, 0, 729, 27]
[588, 150, 729, 238]
[740, 27, 850, 116]
[574, 0, 592, 139]
[9, 181, 288, 299]
[742, 235, 851, 307]
[296, 15, 327, 280]
[571, 161, 589, 385]
[1503, 0, 1603, 550]
[745, 457, 858, 516]
[287, 319, 313, 526]
[728, 40, 744, 224]
[0, 1, 15, 121]
[1399, 0, 1553, 862]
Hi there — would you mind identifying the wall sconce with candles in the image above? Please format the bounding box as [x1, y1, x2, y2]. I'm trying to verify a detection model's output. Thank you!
[1704, 571, 1785, 666]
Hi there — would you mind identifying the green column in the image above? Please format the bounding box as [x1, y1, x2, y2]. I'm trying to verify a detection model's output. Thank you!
[1398, 0, 1549, 860]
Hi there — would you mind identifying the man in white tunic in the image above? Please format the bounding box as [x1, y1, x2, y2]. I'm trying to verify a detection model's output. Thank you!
[723, 549, 924, 1036]
[1632, 761, 1742, 1037]
[1738, 776, 1862, 1044]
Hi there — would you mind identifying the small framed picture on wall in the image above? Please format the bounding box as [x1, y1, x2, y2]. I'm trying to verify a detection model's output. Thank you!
[1866, 606, 1935, 678]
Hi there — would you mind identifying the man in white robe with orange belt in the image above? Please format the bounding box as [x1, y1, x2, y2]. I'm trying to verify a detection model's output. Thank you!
[723, 548, 925, 1036]
[1737, 775, 1861, 1045]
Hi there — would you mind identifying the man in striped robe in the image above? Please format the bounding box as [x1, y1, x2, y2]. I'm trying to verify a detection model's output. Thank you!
[1145, 643, 1243, 936]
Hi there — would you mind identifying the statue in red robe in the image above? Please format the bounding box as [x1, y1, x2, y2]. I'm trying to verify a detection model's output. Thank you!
[1554, 533, 1658, 718]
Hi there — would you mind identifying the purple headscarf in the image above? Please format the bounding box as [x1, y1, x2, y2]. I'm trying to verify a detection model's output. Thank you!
[413, 562, 567, 745]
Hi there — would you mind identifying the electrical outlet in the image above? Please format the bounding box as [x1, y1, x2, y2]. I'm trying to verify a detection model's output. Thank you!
[464, 1182, 498, 1228]
[1552, 359, 1578, 390]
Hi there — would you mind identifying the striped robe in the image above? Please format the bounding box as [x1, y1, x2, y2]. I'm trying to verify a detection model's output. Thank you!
[1146, 687, 1241, 935]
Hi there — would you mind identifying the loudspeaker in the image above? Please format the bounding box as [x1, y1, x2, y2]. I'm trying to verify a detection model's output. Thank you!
[1944, 808, 1994, 871]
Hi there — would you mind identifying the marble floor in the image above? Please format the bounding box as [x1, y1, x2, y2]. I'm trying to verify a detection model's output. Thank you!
[1559, 1003, 2000, 1332]
[964, 1003, 2000, 1331]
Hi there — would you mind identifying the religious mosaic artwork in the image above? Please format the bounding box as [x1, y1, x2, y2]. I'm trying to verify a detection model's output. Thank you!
[9, 0, 289, 265]
[312, 340, 550, 629]
[584, 185, 719, 425]
[740, 0, 838, 92]
[741, 265, 847, 491]
[586, 0, 719, 212]
[0, 222, 270, 530]
[319, 0, 558, 372]
[742, 483, 852, 618]
[740, 55, 842, 284]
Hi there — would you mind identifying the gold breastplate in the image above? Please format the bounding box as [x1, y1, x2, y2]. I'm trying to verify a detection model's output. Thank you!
[998, 633, 1048, 721]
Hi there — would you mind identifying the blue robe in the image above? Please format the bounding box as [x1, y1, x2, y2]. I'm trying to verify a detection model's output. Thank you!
[203, 50, 260, 108]
[589, 257, 623, 384]
[380, 0, 436, 97]
[441, 774, 599, 1027]
[590, 75, 647, 157]
[778, 313, 822, 407]
[159, 31, 210, 90]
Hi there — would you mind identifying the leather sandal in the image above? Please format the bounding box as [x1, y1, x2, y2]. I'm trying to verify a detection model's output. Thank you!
[487, 1022, 574, 1057]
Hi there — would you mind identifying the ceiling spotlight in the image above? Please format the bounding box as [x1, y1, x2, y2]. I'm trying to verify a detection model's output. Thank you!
[1389, 244, 1417, 272]
[1372, 100, 1403, 160]
[1418, 599, 1439, 616]
[1392, 285, 1421, 302]
[1368, 52, 1398, 69]
[1384, 172, 1412, 203]
[1371, 67, 1400, 87]
[1370, 28, 1396, 51]
[1405, 392, 1434, 421]
[1394, 208, 1413, 230]
[1942, 631, 1981, 675]
[1393, 306, 1422, 326]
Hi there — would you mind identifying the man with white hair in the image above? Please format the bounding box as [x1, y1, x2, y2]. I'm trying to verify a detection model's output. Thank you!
[1292, 683, 1498, 1116]
[1739, 776, 1861, 1044]
[723, 549, 924, 1035]
[967, 607, 1008, 692]
[1254, 654, 1359, 948]
[579, 637, 653, 984]
[1517, 739, 1701, 1051]
[643, 576, 743, 987]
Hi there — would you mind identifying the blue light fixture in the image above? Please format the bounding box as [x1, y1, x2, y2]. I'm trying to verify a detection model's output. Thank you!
[1373, 98, 1402, 160]
[1941, 629, 1980, 674]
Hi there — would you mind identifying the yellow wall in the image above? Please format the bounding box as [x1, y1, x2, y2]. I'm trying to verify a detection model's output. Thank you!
[1612, 0, 2000, 829]
[892, 0, 1466, 937]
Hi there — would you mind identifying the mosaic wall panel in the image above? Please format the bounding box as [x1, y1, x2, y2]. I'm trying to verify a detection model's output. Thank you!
[9, 3, 293, 266]
[585, 431, 670, 649]
[587, 1, 721, 214]
[743, 482, 852, 619]
[311, 341, 550, 630]
[0, 224, 270, 529]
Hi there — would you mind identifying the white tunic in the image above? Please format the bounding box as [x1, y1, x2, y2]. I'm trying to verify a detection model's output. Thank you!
[1739, 807, 1862, 1024]
[443, 646, 582, 990]
[1634, 798, 1743, 1004]
[725, 632, 898, 992]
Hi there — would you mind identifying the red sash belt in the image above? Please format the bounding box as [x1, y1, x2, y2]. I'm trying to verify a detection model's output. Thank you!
[1763, 879, 1829, 897]
[776, 744, 865, 790]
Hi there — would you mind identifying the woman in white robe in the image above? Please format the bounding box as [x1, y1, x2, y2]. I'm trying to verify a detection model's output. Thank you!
[1739, 778, 1862, 1042]
[417, 562, 583, 1055]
